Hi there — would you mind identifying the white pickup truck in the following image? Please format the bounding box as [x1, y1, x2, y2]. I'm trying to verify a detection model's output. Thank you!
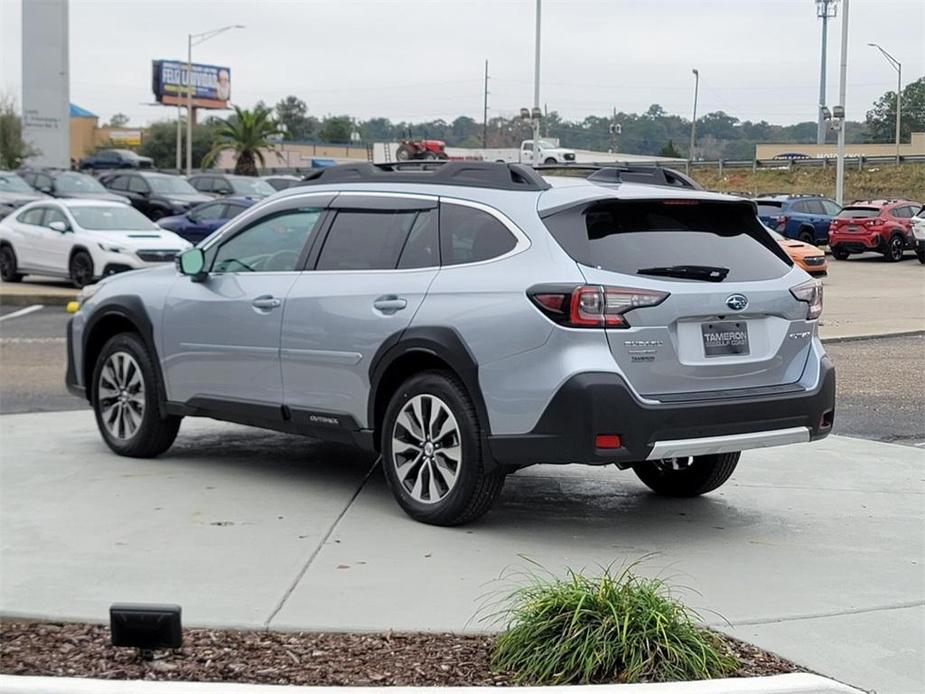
[465, 139, 577, 165]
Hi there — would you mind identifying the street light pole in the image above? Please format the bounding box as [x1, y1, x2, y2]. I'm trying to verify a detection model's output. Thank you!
[835, 0, 849, 206]
[868, 43, 902, 164]
[689, 69, 699, 162]
[815, 0, 838, 145]
[532, 0, 541, 164]
[185, 24, 244, 175]
[176, 105, 182, 172]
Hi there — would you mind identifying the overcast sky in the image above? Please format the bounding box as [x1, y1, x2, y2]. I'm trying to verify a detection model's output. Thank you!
[1, 0, 923, 128]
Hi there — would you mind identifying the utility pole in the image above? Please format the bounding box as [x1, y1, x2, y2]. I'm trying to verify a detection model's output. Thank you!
[176, 105, 182, 172]
[835, 0, 849, 205]
[816, 0, 838, 145]
[482, 60, 489, 148]
[868, 43, 902, 164]
[532, 0, 541, 163]
[689, 69, 699, 162]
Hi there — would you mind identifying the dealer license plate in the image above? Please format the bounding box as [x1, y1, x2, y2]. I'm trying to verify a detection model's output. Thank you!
[702, 321, 750, 357]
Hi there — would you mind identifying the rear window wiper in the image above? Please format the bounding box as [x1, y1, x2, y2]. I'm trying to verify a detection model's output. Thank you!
[636, 265, 730, 282]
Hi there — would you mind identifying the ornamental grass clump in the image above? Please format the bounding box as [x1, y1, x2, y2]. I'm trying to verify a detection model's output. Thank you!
[490, 565, 738, 684]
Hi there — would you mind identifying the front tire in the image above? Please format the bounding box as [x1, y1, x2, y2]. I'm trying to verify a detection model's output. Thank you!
[632, 452, 740, 497]
[69, 250, 95, 288]
[0, 245, 24, 282]
[916, 244, 925, 264]
[884, 234, 904, 262]
[382, 370, 505, 526]
[92, 333, 181, 458]
[544, 157, 557, 165]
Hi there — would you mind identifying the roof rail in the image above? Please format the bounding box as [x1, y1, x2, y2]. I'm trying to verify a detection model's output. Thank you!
[298, 161, 550, 191]
[532, 163, 701, 190]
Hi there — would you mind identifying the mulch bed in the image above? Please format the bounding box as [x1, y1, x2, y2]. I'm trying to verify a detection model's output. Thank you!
[0, 621, 802, 686]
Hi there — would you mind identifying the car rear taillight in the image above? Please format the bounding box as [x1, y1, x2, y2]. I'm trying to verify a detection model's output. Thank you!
[528, 284, 669, 329]
[790, 279, 823, 320]
[864, 218, 882, 227]
[775, 215, 787, 232]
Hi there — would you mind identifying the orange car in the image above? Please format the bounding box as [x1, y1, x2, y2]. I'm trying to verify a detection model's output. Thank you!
[772, 231, 828, 276]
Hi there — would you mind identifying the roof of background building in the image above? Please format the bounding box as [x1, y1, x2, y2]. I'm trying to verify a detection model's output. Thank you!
[69, 103, 97, 118]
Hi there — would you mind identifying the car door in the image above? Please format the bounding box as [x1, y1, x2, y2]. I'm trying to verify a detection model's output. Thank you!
[39, 205, 75, 272]
[8, 206, 48, 269]
[280, 193, 440, 428]
[126, 175, 152, 216]
[161, 202, 329, 412]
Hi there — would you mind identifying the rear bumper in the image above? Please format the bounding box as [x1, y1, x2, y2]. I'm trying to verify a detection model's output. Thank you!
[487, 357, 835, 468]
[829, 231, 883, 252]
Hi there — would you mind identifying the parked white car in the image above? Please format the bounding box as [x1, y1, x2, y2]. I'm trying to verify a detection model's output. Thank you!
[0, 199, 191, 287]
[911, 205, 925, 264]
[465, 139, 577, 165]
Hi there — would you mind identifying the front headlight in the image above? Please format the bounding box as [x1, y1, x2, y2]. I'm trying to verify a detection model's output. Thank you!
[98, 242, 126, 253]
[77, 283, 99, 307]
[790, 279, 823, 320]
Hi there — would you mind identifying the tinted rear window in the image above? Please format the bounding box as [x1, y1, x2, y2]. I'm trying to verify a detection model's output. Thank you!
[837, 207, 879, 218]
[543, 199, 792, 282]
[756, 201, 782, 216]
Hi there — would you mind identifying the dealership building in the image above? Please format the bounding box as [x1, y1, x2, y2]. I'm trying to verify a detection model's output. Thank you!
[755, 132, 925, 159]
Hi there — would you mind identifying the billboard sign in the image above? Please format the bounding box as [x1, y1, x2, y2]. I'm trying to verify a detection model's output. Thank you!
[152, 60, 231, 109]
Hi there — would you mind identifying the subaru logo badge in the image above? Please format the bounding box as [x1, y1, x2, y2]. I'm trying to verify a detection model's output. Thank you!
[725, 294, 748, 311]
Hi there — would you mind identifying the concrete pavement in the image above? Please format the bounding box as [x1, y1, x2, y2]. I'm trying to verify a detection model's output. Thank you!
[1, 411, 922, 693]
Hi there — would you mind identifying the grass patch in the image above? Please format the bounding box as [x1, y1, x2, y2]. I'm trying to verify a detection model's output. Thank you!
[489, 564, 738, 684]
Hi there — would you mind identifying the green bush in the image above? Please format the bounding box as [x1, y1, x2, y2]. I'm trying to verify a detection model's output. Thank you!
[489, 565, 738, 684]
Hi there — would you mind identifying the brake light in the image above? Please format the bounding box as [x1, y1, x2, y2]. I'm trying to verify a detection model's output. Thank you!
[790, 279, 823, 320]
[528, 284, 669, 329]
[864, 218, 882, 227]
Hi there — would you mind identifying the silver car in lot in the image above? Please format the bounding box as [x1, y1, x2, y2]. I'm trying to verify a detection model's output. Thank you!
[66, 162, 835, 525]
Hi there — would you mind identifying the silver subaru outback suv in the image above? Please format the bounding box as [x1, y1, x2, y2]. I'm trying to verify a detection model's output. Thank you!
[66, 162, 835, 526]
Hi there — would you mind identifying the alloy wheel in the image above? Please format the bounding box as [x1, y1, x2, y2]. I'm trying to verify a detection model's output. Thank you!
[391, 393, 462, 504]
[889, 237, 903, 261]
[98, 351, 145, 440]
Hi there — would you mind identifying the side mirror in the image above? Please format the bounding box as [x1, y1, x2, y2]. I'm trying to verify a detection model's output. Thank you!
[49, 220, 70, 233]
[176, 247, 207, 282]
[39, 185, 53, 194]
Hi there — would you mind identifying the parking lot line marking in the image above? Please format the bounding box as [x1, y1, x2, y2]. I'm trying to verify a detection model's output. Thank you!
[0, 305, 44, 322]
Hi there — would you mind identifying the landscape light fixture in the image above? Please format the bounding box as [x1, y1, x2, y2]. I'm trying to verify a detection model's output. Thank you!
[110, 603, 182, 660]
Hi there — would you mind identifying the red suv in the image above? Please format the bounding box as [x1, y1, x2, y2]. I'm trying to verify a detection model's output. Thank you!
[829, 199, 921, 262]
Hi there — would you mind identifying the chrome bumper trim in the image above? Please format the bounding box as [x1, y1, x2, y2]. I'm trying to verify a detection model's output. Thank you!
[646, 426, 811, 460]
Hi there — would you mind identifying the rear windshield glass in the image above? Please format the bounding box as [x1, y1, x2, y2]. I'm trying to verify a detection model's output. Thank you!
[755, 201, 783, 216]
[148, 176, 198, 194]
[55, 173, 107, 194]
[542, 199, 792, 282]
[0, 173, 34, 193]
[837, 207, 879, 219]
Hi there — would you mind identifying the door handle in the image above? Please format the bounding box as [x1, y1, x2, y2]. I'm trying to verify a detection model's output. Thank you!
[373, 295, 408, 314]
[252, 295, 282, 310]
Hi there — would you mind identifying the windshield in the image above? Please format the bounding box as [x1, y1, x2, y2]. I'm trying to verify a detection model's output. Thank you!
[54, 173, 107, 194]
[230, 177, 274, 196]
[0, 173, 35, 194]
[148, 176, 198, 194]
[837, 207, 879, 219]
[70, 205, 160, 231]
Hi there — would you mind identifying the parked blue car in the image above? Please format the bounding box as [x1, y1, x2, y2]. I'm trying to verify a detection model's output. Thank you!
[156, 196, 258, 244]
[754, 194, 842, 245]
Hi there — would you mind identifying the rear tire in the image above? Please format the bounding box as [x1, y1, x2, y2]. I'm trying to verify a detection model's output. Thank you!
[798, 229, 815, 245]
[885, 234, 904, 262]
[0, 244, 24, 282]
[91, 332, 181, 458]
[381, 370, 505, 526]
[831, 246, 849, 260]
[69, 250, 95, 288]
[632, 452, 740, 497]
[395, 144, 414, 161]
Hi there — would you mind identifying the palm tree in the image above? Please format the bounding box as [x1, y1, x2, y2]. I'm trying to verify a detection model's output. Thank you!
[203, 104, 283, 175]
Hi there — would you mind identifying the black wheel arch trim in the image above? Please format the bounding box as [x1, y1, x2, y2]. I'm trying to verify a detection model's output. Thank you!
[79, 296, 169, 417]
[367, 326, 495, 466]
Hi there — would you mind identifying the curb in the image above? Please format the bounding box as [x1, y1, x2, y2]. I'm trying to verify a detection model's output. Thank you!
[0, 292, 77, 308]
[0, 674, 867, 694]
[820, 329, 924, 344]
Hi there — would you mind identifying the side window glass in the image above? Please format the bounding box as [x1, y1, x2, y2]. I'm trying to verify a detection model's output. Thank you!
[790, 201, 807, 214]
[111, 176, 128, 191]
[43, 207, 69, 228]
[189, 177, 209, 193]
[39, 175, 53, 191]
[806, 200, 826, 215]
[226, 204, 247, 220]
[196, 203, 225, 220]
[397, 209, 439, 269]
[440, 203, 517, 266]
[18, 207, 47, 225]
[212, 208, 322, 273]
[822, 200, 841, 216]
[316, 209, 424, 271]
[128, 177, 149, 193]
